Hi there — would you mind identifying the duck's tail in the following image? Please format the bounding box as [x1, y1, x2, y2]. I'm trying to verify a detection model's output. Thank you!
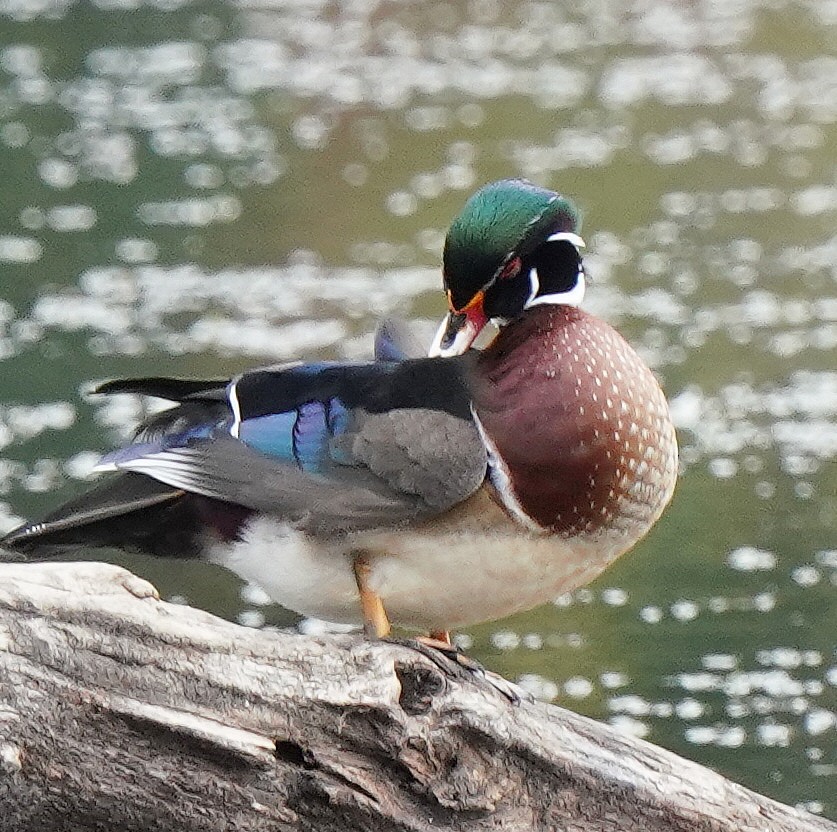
[1, 473, 245, 560]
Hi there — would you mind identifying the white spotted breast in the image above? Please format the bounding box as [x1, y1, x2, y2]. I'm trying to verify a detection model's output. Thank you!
[469, 304, 678, 541]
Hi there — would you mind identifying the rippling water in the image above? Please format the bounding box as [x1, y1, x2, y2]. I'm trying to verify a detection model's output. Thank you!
[1, 0, 835, 817]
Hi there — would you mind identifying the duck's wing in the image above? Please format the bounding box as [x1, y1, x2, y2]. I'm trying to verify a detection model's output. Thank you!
[94, 357, 486, 536]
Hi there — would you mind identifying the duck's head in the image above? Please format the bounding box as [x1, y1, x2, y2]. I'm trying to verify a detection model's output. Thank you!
[429, 179, 585, 358]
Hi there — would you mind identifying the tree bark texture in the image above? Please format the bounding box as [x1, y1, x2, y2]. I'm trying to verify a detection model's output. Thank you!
[0, 561, 833, 832]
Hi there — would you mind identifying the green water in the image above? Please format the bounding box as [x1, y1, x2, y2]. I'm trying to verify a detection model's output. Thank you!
[1, 0, 835, 818]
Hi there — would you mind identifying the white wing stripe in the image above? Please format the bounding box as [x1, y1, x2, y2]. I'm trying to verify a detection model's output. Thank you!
[113, 451, 215, 495]
[228, 379, 242, 439]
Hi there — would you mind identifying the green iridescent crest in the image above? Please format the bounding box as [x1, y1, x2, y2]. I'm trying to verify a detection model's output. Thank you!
[443, 179, 581, 310]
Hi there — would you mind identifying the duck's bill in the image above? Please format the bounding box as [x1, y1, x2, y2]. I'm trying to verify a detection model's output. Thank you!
[428, 299, 488, 358]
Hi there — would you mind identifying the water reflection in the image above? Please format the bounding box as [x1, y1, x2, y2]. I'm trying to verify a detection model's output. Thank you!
[0, 0, 834, 817]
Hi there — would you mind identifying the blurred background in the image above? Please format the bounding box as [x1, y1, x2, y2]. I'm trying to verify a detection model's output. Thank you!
[0, 0, 835, 817]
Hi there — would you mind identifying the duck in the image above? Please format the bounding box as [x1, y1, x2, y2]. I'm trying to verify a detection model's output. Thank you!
[1, 179, 678, 644]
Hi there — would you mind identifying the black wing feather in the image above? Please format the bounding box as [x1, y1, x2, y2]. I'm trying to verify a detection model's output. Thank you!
[94, 377, 228, 402]
[2, 474, 186, 556]
[234, 356, 473, 421]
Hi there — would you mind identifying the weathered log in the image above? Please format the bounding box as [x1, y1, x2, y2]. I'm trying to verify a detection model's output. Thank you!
[0, 561, 832, 832]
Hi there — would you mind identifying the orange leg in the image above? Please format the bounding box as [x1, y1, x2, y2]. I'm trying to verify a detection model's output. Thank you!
[352, 554, 391, 639]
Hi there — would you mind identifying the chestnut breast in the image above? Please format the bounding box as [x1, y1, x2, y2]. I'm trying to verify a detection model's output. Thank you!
[470, 305, 677, 537]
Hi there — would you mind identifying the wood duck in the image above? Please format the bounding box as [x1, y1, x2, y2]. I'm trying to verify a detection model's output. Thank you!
[1, 179, 678, 643]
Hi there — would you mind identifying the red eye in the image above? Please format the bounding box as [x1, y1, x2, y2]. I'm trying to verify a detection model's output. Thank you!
[499, 256, 522, 280]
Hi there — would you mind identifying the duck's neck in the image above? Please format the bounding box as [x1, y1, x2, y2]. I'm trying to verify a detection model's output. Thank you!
[482, 304, 583, 366]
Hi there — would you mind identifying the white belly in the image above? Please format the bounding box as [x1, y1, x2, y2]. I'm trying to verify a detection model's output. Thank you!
[208, 491, 639, 632]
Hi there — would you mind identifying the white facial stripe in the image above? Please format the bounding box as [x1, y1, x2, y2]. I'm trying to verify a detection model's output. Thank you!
[527, 266, 540, 307]
[527, 270, 586, 308]
[547, 231, 586, 248]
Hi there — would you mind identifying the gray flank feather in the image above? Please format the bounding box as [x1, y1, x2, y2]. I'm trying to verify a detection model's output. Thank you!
[350, 408, 486, 510]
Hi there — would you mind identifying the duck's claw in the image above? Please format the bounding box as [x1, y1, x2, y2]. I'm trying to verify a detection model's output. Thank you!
[387, 636, 532, 705]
